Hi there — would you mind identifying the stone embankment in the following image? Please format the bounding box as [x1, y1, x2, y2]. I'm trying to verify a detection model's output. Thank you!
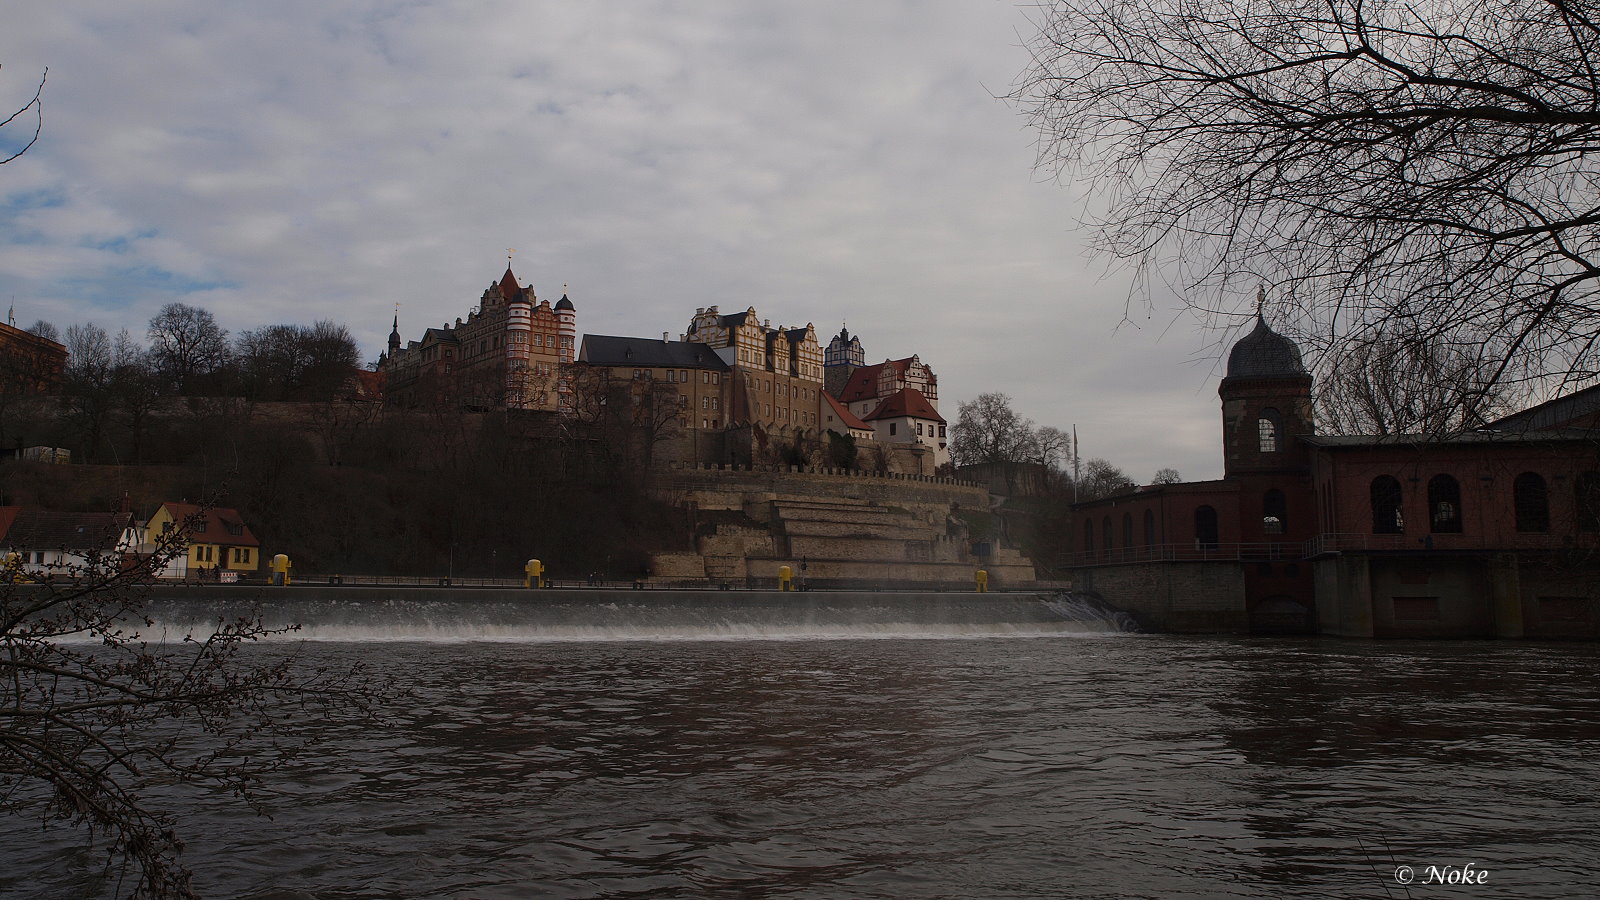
[647, 464, 1039, 589]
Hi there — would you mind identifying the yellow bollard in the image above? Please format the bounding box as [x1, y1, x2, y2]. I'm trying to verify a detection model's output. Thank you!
[975, 569, 988, 593]
[778, 565, 793, 592]
[524, 558, 545, 589]
[270, 553, 292, 586]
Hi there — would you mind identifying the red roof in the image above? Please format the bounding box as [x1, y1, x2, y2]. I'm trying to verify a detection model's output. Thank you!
[838, 357, 924, 404]
[865, 387, 945, 423]
[822, 392, 871, 431]
[499, 267, 526, 304]
[838, 362, 887, 403]
[0, 509, 134, 551]
[155, 503, 261, 547]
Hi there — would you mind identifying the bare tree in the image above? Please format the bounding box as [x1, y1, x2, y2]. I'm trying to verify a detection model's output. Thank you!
[148, 303, 230, 395]
[63, 322, 117, 460]
[1, 515, 374, 898]
[1317, 328, 1508, 434]
[949, 392, 1039, 468]
[1152, 467, 1183, 485]
[0, 64, 45, 166]
[1015, 0, 1600, 399]
[1077, 457, 1135, 501]
[25, 319, 59, 343]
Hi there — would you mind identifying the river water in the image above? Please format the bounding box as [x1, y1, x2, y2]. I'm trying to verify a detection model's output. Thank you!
[4, 596, 1599, 898]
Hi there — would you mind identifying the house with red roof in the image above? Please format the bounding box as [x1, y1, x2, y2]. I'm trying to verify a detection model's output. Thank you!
[822, 326, 948, 469]
[0, 508, 139, 578]
[143, 502, 262, 580]
[821, 391, 874, 441]
[860, 387, 949, 470]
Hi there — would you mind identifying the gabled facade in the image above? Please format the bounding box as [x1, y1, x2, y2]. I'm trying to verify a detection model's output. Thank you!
[379, 265, 576, 411]
[144, 502, 262, 579]
[683, 306, 826, 433]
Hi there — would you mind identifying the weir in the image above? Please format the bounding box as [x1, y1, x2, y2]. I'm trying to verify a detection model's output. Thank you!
[129, 588, 1139, 642]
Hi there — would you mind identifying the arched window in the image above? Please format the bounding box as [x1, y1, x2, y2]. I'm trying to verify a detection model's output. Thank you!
[1143, 509, 1156, 546]
[1513, 472, 1550, 533]
[1263, 489, 1287, 535]
[1578, 471, 1600, 532]
[1122, 513, 1134, 549]
[1083, 519, 1094, 555]
[1194, 505, 1219, 549]
[1257, 408, 1281, 453]
[1102, 516, 1113, 551]
[1428, 474, 1463, 534]
[1371, 476, 1404, 534]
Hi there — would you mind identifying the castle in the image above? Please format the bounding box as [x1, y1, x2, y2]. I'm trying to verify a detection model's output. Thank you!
[378, 266, 575, 411]
[381, 265, 948, 471]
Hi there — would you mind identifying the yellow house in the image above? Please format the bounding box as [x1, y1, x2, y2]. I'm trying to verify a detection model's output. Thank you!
[144, 503, 262, 579]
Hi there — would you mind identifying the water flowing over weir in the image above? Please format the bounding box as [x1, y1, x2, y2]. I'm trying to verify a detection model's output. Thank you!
[130, 588, 1139, 642]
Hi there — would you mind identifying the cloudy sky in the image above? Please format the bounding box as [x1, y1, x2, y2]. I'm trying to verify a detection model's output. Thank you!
[0, 1, 1253, 481]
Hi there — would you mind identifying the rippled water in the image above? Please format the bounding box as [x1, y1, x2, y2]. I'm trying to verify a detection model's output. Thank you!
[6, 634, 1600, 898]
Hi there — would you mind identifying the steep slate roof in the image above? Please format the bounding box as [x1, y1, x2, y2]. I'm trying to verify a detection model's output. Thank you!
[154, 503, 261, 547]
[822, 392, 871, 431]
[0, 510, 134, 551]
[554, 293, 574, 311]
[579, 335, 730, 369]
[498, 266, 523, 303]
[864, 387, 945, 423]
[1224, 315, 1307, 380]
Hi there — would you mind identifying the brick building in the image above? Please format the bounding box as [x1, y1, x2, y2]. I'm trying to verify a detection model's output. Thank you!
[379, 265, 575, 411]
[0, 318, 67, 396]
[1069, 312, 1600, 639]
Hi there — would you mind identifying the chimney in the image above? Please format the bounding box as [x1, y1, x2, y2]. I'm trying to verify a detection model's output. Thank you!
[663, 332, 669, 342]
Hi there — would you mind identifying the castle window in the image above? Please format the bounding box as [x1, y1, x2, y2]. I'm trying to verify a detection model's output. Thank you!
[1102, 516, 1113, 550]
[889, 423, 897, 436]
[1371, 476, 1404, 534]
[1194, 506, 1219, 549]
[1084, 520, 1094, 554]
[1577, 471, 1600, 531]
[1122, 513, 1133, 548]
[1428, 474, 1463, 533]
[1258, 408, 1281, 453]
[1143, 508, 1156, 546]
[1514, 472, 1550, 533]
[1263, 489, 1287, 535]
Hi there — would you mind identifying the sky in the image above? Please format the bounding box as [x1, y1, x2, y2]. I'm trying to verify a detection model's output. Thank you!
[0, 1, 1254, 482]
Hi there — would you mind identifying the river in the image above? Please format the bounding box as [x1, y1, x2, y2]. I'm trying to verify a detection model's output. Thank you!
[3, 593, 1598, 898]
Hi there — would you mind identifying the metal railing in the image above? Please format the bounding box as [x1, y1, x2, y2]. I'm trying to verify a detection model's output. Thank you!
[1062, 542, 1304, 567]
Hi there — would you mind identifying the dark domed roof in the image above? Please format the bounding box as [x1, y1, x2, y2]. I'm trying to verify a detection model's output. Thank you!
[554, 294, 574, 311]
[1226, 314, 1306, 379]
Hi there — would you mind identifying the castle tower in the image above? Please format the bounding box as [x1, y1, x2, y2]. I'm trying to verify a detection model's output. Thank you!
[824, 324, 864, 396]
[501, 266, 533, 406]
[387, 314, 401, 356]
[1218, 312, 1315, 478]
[554, 289, 576, 365]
